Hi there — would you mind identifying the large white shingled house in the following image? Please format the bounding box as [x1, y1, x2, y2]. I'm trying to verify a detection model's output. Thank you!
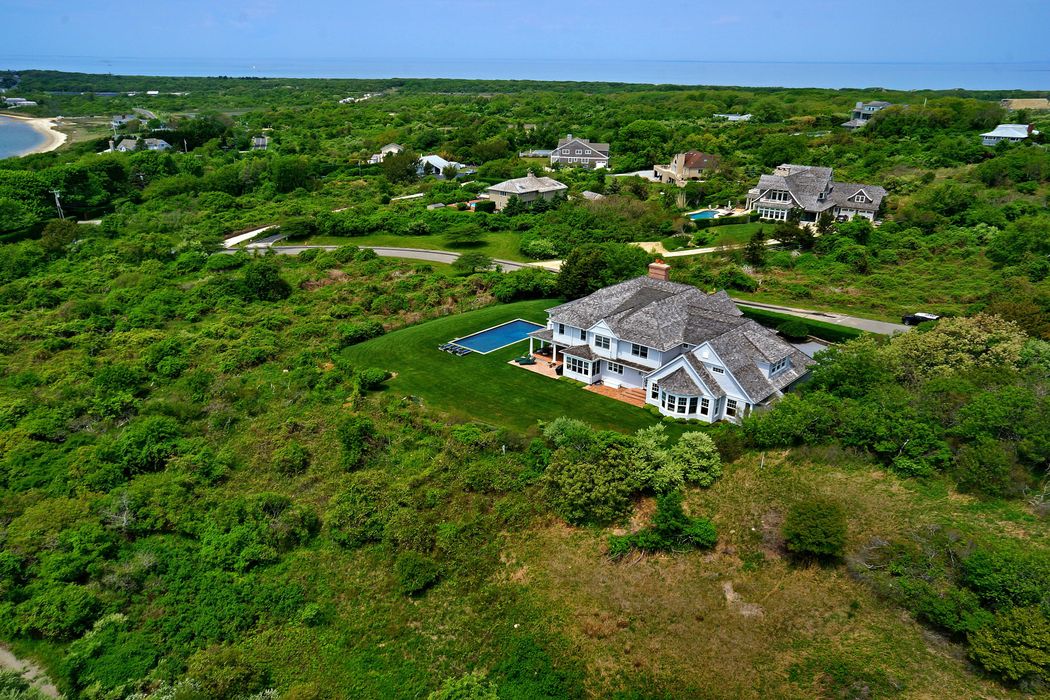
[746, 164, 886, 223]
[527, 263, 814, 422]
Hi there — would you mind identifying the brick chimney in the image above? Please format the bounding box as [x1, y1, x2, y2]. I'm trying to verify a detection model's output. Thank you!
[648, 260, 671, 282]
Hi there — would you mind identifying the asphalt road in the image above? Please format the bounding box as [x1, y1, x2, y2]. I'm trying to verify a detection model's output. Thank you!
[732, 299, 908, 335]
[267, 245, 532, 271]
[229, 243, 906, 335]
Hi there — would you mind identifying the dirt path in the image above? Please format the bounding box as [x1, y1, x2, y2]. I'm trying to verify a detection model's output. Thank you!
[0, 645, 61, 698]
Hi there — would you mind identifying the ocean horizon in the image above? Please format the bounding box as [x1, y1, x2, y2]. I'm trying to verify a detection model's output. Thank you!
[2, 55, 1049, 91]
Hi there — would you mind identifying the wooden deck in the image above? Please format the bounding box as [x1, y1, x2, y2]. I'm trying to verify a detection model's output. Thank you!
[584, 383, 648, 408]
[508, 353, 561, 379]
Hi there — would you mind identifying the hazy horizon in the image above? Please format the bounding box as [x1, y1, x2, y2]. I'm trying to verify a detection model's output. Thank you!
[2, 0, 1048, 67]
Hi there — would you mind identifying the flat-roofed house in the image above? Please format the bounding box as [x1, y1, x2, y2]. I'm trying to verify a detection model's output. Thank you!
[526, 262, 814, 422]
[550, 134, 610, 169]
[981, 124, 1036, 146]
[485, 172, 568, 210]
[654, 151, 721, 185]
[745, 164, 886, 223]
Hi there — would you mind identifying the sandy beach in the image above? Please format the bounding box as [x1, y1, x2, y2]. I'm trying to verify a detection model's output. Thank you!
[0, 112, 68, 155]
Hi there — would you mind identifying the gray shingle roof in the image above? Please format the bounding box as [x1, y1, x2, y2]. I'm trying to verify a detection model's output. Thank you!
[706, 322, 814, 402]
[563, 344, 597, 361]
[659, 367, 700, 395]
[487, 173, 568, 196]
[528, 328, 554, 342]
[682, 355, 727, 398]
[748, 164, 886, 213]
[547, 277, 742, 351]
[556, 135, 610, 154]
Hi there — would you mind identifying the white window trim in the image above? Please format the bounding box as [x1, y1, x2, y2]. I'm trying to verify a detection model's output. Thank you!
[631, 343, 649, 359]
[594, 335, 611, 350]
[608, 362, 623, 375]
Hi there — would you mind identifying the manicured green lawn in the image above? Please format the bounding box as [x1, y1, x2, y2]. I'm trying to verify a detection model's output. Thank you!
[343, 300, 679, 435]
[301, 231, 530, 261]
[695, 222, 767, 247]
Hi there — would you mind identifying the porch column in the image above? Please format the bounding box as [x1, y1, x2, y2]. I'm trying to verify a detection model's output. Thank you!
[529, 337, 534, 355]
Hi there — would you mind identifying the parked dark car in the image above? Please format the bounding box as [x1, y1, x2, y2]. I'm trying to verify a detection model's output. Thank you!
[902, 312, 941, 326]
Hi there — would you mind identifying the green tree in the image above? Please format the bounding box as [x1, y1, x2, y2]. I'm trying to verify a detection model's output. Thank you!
[668, 431, 723, 487]
[453, 252, 493, 274]
[743, 228, 767, 267]
[381, 149, 420, 183]
[242, 257, 292, 301]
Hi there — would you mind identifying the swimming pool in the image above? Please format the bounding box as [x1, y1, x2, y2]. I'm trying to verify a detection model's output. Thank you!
[451, 319, 545, 354]
[688, 210, 720, 220]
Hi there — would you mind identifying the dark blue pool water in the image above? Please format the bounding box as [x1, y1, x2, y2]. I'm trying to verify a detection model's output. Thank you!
[453, 319, 544, 354]
[688, 210, 719, 220]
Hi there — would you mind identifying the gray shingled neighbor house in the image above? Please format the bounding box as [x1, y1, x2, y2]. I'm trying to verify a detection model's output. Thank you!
[549, 134, 610, 169]
[485, 172, 568, 210]
[745, 164, 886, 223]
[527, 262, 814, 422]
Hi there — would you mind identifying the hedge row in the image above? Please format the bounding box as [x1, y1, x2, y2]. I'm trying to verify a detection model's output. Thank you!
[691, 210, 761, 230]
[739, 305, 866, 343]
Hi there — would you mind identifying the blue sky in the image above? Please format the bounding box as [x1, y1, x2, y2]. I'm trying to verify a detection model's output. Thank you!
[0, 0, 1047, 64]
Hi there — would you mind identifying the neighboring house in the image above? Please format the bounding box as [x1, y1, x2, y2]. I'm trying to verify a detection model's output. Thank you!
[3, 97, 37, 107]
[1000, 98, 1050, 111]
[485, 171, 568, 210]
[653, 151, 720, 185]
[251, 136, 270, 150]
[367, 142, 404, 164]
[111, 114, 137, 129]
[527, 262, 814, 422]
[417, 154, 473, 178]
[113, 137, 171, 152]
[550, 134, 609, 169]
[841, 100, 892, 130]
[713, 113, 751, 122]
[981, 123, 1036, 146]
[745, 164, 887, 223]
[581, 190, 605, 201]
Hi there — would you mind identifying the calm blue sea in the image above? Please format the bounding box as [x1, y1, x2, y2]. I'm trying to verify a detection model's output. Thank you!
[1, 56, 1048, 90]
[0, 116, 45, 159]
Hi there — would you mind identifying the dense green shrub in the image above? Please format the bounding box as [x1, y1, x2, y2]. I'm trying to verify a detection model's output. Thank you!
[337, 320, 385, 347]
[338, 415, 376, 469]
[608, 491, 717, 557]
[242, 257, 291, 301]
[273, 441, 310, 475]
[782, 498, 847, 560]
[393, 551, 441, 595]
[960, 546, 1050, 610]
[968, 606, 1050, 682]
[778, 319, 811, 341]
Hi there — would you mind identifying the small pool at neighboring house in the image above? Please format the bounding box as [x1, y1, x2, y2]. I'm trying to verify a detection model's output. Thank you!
[688, 209, 720, 220]
[451, 319, 545, 354]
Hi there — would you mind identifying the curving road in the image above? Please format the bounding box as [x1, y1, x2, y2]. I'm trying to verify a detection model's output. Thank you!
[228, 243, 906, 335]
[267, 245, 533, 271]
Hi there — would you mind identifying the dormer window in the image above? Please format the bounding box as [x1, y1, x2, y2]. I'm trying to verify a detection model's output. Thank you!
[770, 357, 790, 375]
[818, 191, 826, 200]
[768, 190, 790, 202]
[853, 193, 867, 203]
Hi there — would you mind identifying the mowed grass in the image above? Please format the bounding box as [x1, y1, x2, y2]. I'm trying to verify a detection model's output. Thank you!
[342, 300, 676, 435]
[508, 447, 1041, 699]
[695, 221, 767, 247]
[301, 231, 530, 261]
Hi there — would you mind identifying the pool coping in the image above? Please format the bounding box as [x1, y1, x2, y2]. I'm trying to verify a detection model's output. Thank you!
[450, 318, 545, 355]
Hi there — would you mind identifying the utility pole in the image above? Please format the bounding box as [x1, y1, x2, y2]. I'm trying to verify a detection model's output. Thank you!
[49, 189, 64, 219]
